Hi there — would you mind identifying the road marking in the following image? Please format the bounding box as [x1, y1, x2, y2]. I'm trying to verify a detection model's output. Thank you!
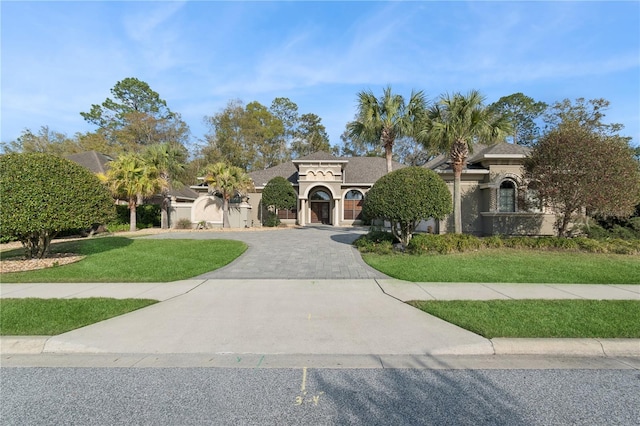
[301, 367, 307, 392]
[295, 367, 324, 406]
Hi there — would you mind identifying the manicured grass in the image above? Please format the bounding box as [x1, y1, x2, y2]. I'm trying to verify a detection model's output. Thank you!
[409, 300, 640, 338]
[0, 298, 157, 335]
[1, 237, 247, 282]
[363, 250, 640, 284]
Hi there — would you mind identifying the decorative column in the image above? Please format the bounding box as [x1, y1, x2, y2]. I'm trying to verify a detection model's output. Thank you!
[333, 198, 340, 226]
[299, 199, 306, 226]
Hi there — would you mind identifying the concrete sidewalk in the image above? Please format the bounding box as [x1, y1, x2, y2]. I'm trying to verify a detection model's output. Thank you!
[1, 280, 638, 358]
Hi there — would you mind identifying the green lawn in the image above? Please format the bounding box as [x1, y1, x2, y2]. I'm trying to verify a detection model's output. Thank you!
[410, 300, 640, 338]
[1, 237, 247, 282]
[363, 250, 640, 283]
[0, 298, 157, 335]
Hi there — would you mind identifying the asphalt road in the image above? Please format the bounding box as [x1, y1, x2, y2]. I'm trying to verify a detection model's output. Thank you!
[3, 366, 639, 425]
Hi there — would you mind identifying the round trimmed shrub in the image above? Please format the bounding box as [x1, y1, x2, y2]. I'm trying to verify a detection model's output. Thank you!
[0, 153, 116, 258]
[362, 167, 452, 247]
[262, 176, 296, 225]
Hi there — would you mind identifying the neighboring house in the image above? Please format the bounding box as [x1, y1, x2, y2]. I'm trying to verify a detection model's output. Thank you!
[423, 143, 556, 235]
[70, 146, 556, 235]
[67, 151, 199, 228]
[66, 151, 113, 175]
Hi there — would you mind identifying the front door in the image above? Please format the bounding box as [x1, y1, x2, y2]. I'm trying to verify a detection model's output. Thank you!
[310, 202, 330, 224]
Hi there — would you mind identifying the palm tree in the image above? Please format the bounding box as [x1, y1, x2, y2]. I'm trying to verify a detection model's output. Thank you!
[421, 90, 511, 233]
[203, 162, 254, 228]
[348, 85, 427, 173]
[143, 142, 187, 229]
[104, 153, 166, 232]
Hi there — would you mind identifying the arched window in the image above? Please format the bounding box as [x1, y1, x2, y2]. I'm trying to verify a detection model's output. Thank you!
[344, 190, 364, 220]
[499, 180, 516, 212]
[310, 190, 330, 201]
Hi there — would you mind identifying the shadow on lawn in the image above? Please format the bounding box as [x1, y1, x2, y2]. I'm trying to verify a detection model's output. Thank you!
[2, 236, 134, 259]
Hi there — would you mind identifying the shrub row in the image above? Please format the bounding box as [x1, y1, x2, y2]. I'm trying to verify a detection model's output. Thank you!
[353, 230, 397, 255]
[582, 219, 640, 240]
[106, 204, 161, 231]
[355, 231, 640, 255]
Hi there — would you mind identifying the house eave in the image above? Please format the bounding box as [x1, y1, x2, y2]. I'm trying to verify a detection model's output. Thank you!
[435, 169, 490, 175]
[479, 154, 527, 160]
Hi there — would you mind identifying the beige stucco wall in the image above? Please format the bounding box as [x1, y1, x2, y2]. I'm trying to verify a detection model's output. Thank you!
[488, 164, 525, 177]
[169, 202, 194, 228]
[191, 195, 223, 226]
[440, 177, 485, 235]
[481, 212, 556, 236]
[247, 191, 263, 227]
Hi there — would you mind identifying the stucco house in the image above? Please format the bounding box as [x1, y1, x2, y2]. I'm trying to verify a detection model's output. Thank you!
[227, 143, 556, 235]
[423, 142, 556, 235]
[66, 151, 200, 226]
[70, 144, 556, 235]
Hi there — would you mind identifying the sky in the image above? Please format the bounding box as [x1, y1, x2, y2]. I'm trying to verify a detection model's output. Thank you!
[2, 0, 639, 152]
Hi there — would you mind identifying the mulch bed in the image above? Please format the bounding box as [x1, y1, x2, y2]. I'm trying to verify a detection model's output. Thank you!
[0, 253, 85, 273]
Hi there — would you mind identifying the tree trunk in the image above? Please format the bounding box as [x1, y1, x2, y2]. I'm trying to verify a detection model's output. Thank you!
[450, 139, 468, 234]
[160, 195, 169, 229]
[557, 211, 572, 237]
[453, 164, 462, 234]
[129, 197, 137, 232]
[223, 198, 230, 228]
[383, 134, 393, 173]
[385, 144, 393, 173]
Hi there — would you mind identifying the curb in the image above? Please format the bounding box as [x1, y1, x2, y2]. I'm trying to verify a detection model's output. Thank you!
[2, 337, 639, 357]
[1, 336, 50, 354]
[490, 338, 640, 357]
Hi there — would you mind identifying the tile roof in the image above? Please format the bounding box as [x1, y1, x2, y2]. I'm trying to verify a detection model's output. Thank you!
[249, 152, 406, 186]
[293, 151, 344, 162]
[424, 142, 530, 172]
[342, 157, 406, 183]
[468, 143, 531, 162]
[249, 161, 299, 187]
[65, 151, 113, 174]
[167, 186, 200, 200]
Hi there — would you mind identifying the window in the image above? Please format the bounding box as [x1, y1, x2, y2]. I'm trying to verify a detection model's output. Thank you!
[344, 190, 364, 220]
[310, 190, 330, 200]
[277, 208, 297, 220]
[499, 180, 516, 212]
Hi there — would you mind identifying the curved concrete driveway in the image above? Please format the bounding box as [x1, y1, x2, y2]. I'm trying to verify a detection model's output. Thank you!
[146, 226, 386, 279]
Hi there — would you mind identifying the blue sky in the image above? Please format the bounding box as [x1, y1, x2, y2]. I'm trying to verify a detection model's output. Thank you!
[2, 1, 639, 151]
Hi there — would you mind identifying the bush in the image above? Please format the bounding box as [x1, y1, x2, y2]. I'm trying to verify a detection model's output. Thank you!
[114, 204, 160, 228]
[574, 237, 605, 253]
[0, 153, 115, 258]
[105, 223, 131, 233]
[363, 167, 452, 247]
[408, 234, 483, 254]
[175, 218, 193, 230]
[137, 204, 161, 228]
[0, 235, 18, 244]
[402, 234, 639, 256]
[353, 230, 396, 254]
[263, 211, 280, 227]
[483, 235, 504, 249]
[262, 176, 297, 216]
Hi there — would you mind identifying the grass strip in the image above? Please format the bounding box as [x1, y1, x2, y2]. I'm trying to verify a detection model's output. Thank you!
[0, 298, 157, 335]
[409, 300, 640, 338]
[363, 250, 640, 284]
[1, 237, 247, 282]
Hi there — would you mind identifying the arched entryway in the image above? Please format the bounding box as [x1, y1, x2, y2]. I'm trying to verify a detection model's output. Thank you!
[310, 188, 331, 224]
